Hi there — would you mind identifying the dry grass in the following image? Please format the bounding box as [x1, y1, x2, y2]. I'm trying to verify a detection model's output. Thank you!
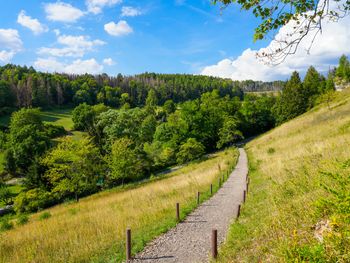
[218, 88, 350, 262]
[0, 148, 238, 263]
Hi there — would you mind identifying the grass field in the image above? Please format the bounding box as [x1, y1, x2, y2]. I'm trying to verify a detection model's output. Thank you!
[0, 148, 238, 263]
[218, 89, 350, 262]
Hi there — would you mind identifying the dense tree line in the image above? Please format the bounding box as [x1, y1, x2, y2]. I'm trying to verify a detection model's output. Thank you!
[1, 55, 348, 213]
[0, 64, 287, 118]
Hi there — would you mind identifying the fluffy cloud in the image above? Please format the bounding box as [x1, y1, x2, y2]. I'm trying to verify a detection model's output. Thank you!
[104, 20, 133, 36]
[34, 57, 104, 74]
[0, 29, 22, 63]
[38, 34, 105, 57]
[86, 0, 122, 14]
[121, 6, 142, 17]
[44, 2, 84, 23]
[17, 10, 48, 35]
[103, 57, 115, 65]
[201, 15, 350, 81]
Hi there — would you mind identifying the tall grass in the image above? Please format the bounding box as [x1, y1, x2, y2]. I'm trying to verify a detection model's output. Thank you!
[218, 89, 350, 262]
[0, 148, 238, 263]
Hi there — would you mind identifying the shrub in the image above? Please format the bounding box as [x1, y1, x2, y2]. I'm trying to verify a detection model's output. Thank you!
[0, 218, 13, 231]
[176, 138, 205, 164]
[267, 147, 275, 154]
[44, 123, 67, 138]
[17, 214, 29, 225]
[39, 212, 51, 220]
[0, 185, 12, 205]
[14, 188, 54, 213]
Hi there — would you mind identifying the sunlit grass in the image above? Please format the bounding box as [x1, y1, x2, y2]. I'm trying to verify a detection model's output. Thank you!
[218, 88, 350, 262]
[0, 148, 238, 263]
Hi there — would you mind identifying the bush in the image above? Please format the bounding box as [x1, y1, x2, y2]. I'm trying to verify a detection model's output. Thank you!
[176, 138, 205, 164]
[39, 212, 51, 220]
[44, 123, 67, 138]
[14, 188, 54, 213]
[0, 185, 12, 205]
[0, 218, 13, 231]
[17, 214, 29, 225]
[267, 147, 275, 154]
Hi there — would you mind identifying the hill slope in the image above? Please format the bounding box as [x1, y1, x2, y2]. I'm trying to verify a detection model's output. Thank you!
[219, 89, 350, 262]
[0, 148, 238, 263]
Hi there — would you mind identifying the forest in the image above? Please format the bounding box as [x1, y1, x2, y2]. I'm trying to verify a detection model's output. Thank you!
[0, 55, 349, 214]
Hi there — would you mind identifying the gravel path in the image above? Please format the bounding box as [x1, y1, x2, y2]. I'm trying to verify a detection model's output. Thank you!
[133, 148, 248, 263]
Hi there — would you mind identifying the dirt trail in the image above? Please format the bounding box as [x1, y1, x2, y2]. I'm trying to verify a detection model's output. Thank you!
[133, 148, 248, 263]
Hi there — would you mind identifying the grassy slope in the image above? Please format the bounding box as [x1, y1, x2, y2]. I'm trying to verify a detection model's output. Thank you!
[0, 148, 238, 263]
[218, 89, 350, 262]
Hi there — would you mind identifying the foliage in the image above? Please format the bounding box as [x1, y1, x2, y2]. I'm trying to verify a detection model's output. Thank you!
[5, 108, 50, 175]
[44, 123, 67, 138]
[214, 1, 350, 63]
[0, 80, 15, 108]
[107, 137, 143, 185]
[0, 218, 13, 232]
[217, 117, 243, 149]
[14, 188, 53, 213]
[16, 214, 29, 225]
[39, 212, 51, 220]
[41, 138, 102, 201]
[176, 138, 205, 164]
[0, 184, 12, 205]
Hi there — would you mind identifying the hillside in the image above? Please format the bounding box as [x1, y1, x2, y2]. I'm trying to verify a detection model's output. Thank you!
[219, 88, 350, 261]
[0, 148, 238, 263]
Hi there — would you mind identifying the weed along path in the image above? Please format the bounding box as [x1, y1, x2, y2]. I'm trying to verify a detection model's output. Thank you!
[133, 148, 248, 263]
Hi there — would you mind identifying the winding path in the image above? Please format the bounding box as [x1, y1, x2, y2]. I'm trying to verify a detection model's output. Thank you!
[133, 148, 248, 263]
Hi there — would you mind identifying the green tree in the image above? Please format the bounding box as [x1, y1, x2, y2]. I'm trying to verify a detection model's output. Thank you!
[5, 108, 50, 175]
[0, 80, 15, 108]
[163, 99, 176, 115]
[336, 55, 350, 82]
[176, 138, 205, 164]
[217, 117, 243, 149]
[107, 137, 142, 185]
[274, 71, 306, 124]
[303, 66, 323, 107]
[41, 138, 102, 202]
[72, 103, 94, 131]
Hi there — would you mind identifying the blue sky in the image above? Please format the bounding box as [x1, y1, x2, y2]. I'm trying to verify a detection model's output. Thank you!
[0, 0, 349, 80]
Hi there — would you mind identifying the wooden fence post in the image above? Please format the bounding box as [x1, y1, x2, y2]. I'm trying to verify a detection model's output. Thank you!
[197, 192, 200, 205]
[126, 228, 131, 261]
[176, 203, 180, 222]
[212, 229, 218, 259]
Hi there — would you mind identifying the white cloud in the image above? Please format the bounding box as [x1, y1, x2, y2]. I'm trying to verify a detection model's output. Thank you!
[17, 10, 48, 35]
[103, 57, 115, 65]
[34, 57, 104, 74]
[44, 2, 84, 23]
[0, 29, 22, 63]
[201, 15, 350, 81]
[86, 0, 122, 14]
[104, 20, 133, 36]
[38, 34, 105, 57]
[121, 6, 142, 17]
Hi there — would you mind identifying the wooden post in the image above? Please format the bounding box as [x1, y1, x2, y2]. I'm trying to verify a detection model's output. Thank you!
[218, 164, 221, 171]
[219, 178, 221, 187]
[212, 229, 218, 259]
[126, 228, 131, 261]
[236, 204, 241, 218]
[197, 192, 200, 205]
[176, 203, 180, 222]
[243, 190, 246, 203]
[210, 184, 213, 195]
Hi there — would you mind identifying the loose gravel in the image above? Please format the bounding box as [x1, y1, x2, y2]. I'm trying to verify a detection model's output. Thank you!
[132, 148, 248, 263]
